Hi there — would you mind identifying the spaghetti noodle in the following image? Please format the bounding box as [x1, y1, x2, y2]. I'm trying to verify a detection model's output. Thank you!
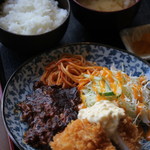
[40, 54, 102, 88]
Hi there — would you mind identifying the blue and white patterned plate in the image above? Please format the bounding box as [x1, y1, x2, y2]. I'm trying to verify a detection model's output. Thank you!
[1, 42, 150, 150]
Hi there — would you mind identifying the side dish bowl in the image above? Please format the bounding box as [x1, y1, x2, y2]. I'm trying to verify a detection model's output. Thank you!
[0, 0, 70, 51]
[70, 0, 142, 31]
[1, 42, 150, 150]
[120, 24, 150, 60]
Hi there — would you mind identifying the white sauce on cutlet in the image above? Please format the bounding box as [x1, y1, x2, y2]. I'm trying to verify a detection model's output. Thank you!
[78, 100, 125, 136]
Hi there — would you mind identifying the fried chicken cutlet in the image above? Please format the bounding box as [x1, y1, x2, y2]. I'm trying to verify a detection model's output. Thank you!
[50, 117, 142, 150]
[50, 119, 116, 150]
[112, 117, 142, 150]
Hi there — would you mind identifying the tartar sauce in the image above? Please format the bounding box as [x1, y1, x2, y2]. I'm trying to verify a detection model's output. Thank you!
[78, 100, 125, 136]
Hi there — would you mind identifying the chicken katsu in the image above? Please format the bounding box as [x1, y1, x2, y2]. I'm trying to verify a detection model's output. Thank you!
[50, 117, 142, 150]
[50, 119, 116, 150]
[112, 117, 142, 150]
[50, 101, 142, 150]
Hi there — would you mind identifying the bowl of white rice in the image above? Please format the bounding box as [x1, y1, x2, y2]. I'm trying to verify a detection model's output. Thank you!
[0, 0, 70, 50]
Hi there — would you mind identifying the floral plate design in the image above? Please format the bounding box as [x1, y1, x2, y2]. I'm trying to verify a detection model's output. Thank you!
[1, 43, 150, 150]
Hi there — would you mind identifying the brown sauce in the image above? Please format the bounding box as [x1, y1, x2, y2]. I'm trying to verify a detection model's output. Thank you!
[131, 33, 150, 56]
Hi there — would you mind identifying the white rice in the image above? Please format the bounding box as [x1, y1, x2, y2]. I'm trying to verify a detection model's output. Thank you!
[0, 0, 68, 35]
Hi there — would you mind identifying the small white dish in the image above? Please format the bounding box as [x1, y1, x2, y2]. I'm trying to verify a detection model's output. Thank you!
[120, 24, 150, 60]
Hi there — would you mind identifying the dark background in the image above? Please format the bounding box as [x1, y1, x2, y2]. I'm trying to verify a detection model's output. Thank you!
[0, 0, 150, 149]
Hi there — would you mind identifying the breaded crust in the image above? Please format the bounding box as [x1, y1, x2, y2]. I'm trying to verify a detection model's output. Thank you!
[50, 119, 116, 150]
[118, 117, 142, 150]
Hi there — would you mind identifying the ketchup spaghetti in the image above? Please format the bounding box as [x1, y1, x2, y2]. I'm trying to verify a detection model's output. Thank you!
[40, 54, 102, 88]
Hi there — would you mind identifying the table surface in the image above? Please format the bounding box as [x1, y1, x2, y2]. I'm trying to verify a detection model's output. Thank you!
[0, 0, 150, 149]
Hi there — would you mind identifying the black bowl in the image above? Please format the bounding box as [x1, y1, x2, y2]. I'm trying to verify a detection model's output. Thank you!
[0, 0, 70, 51]
[70, 0, 142, 32]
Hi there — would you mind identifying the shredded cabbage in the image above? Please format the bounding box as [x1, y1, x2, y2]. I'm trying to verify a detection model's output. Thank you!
[79, 66, 150, 125]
